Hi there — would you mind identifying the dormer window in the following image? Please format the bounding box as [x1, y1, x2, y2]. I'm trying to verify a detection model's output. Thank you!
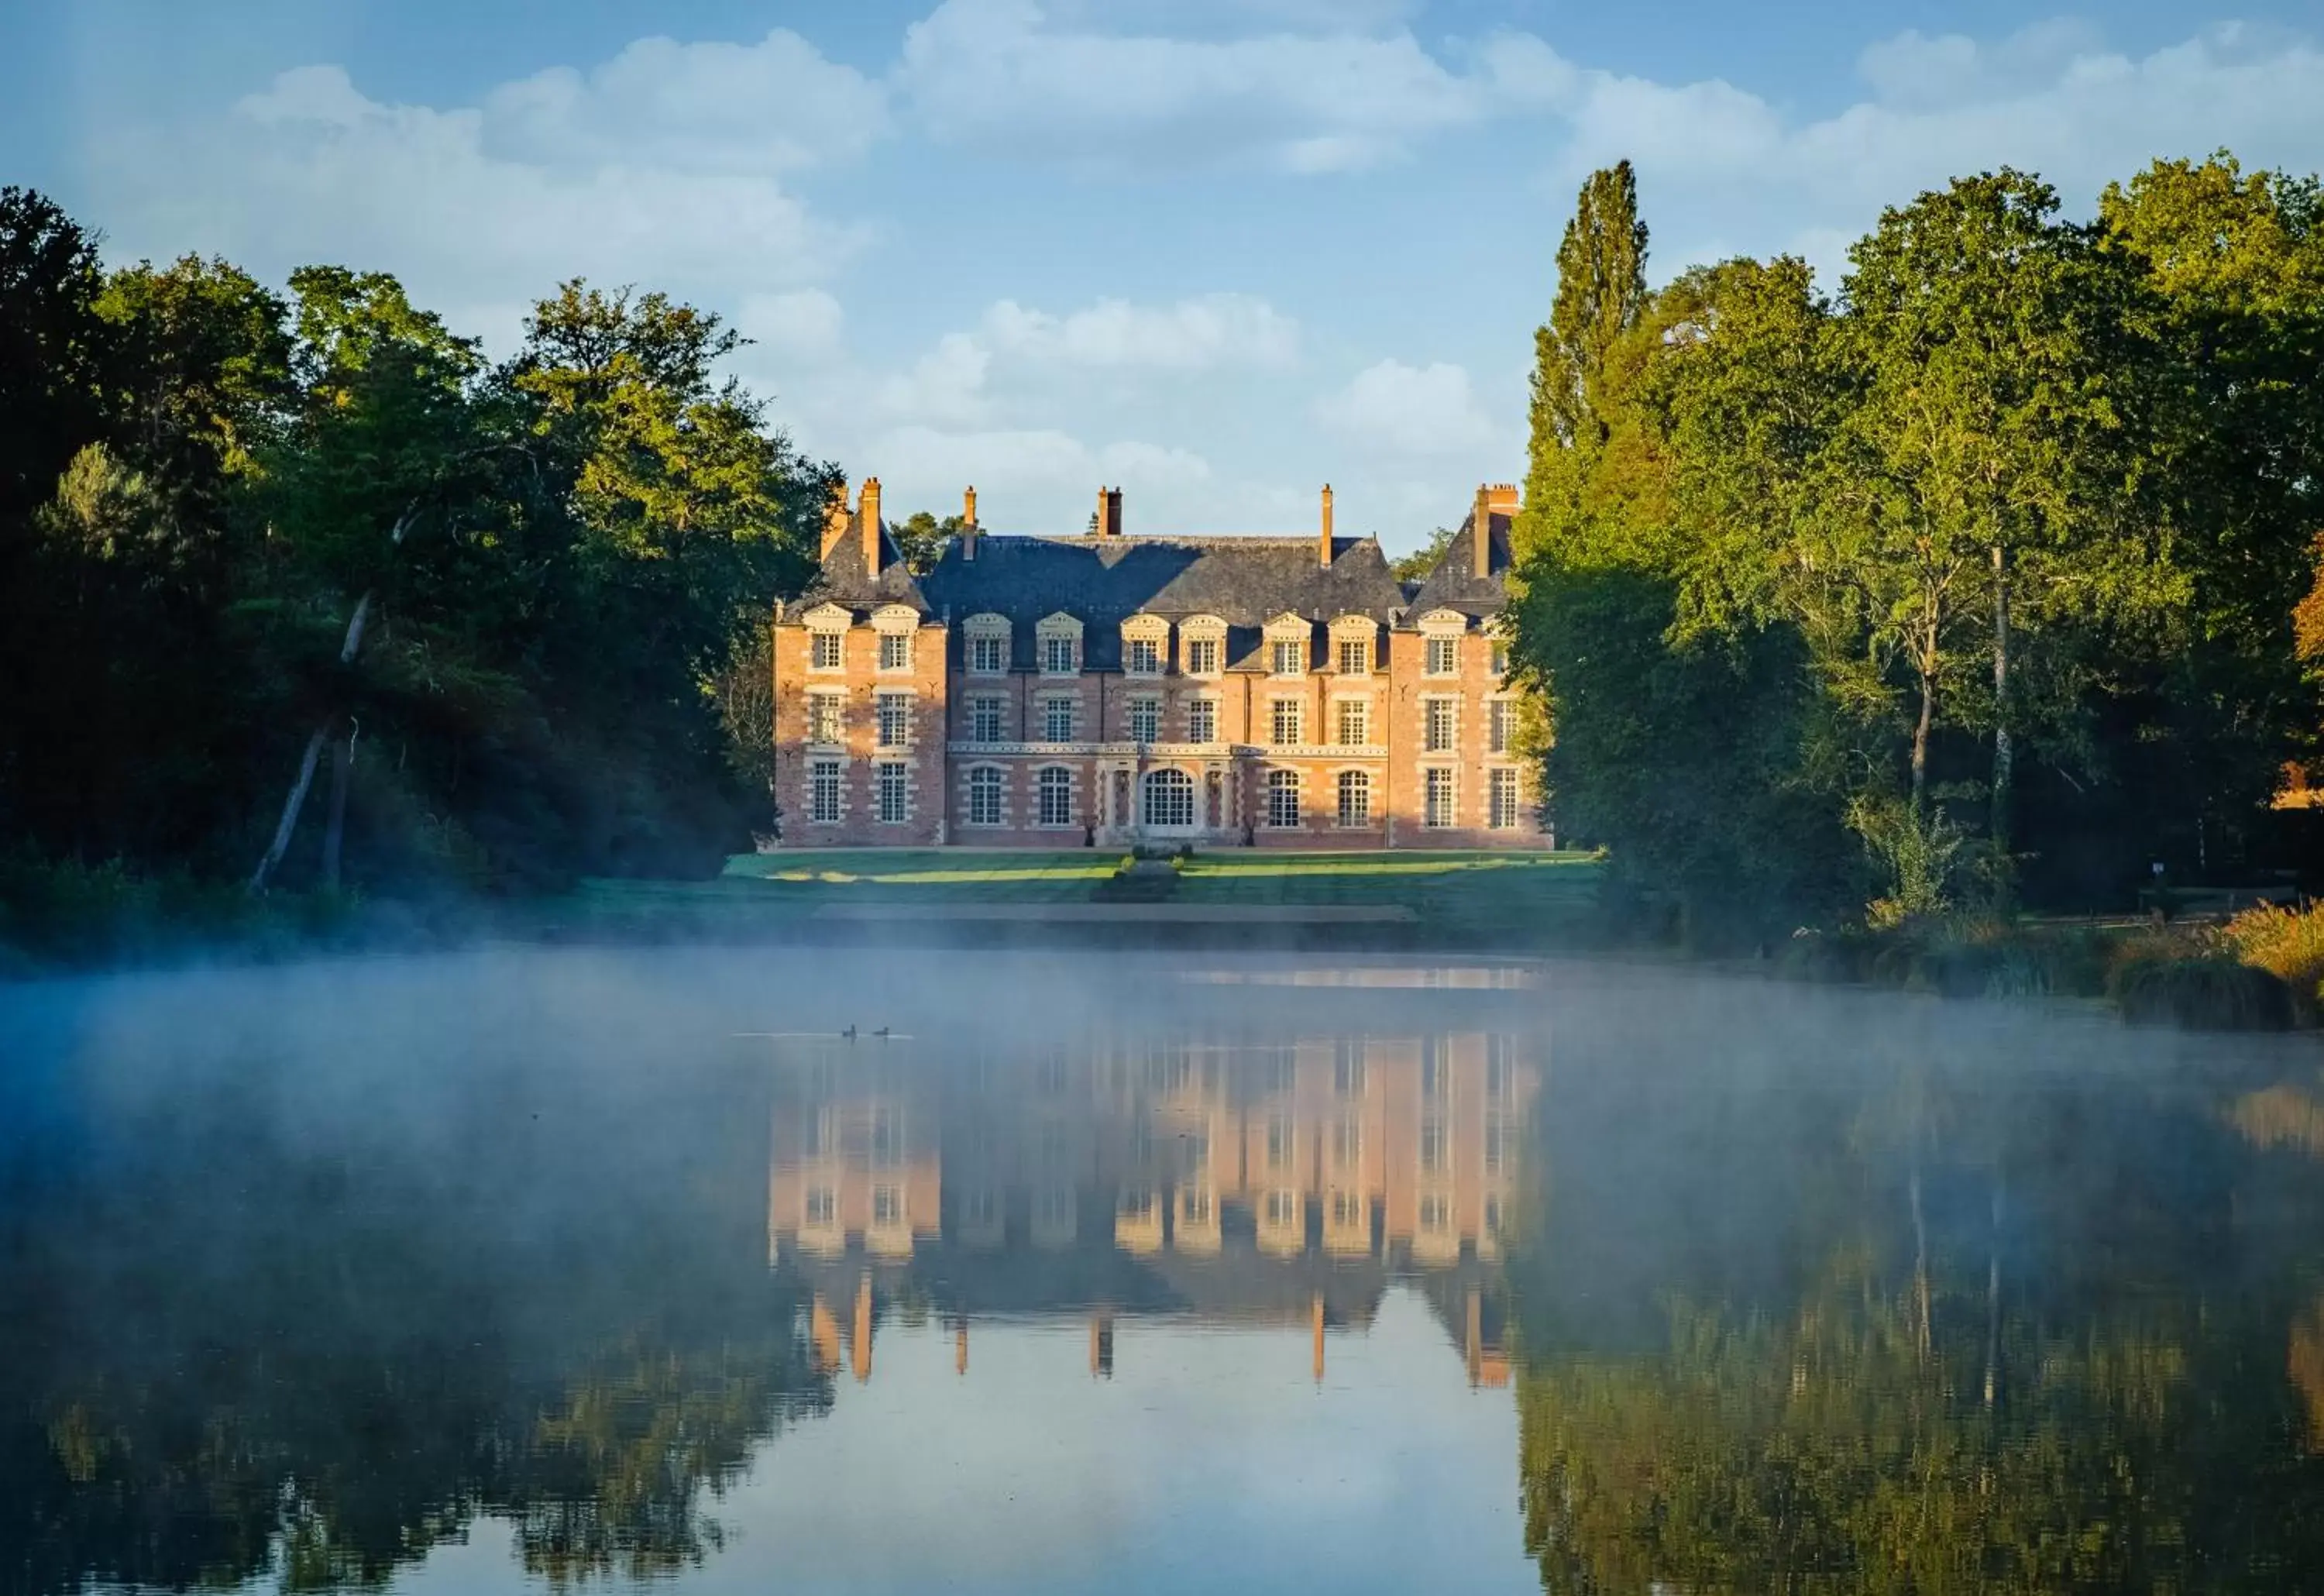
[1425, 636, 1456, 676]
[811, 633, 843, 671]
[803, 604, 852, 673]
[1126, 638, 1161, 676]
[871, 604, 919, 674]
[881, 633, 911, 672]
[964, 613, 1012, 676]
[1178, 615, 1226, 678]
[1270, 640, 1304, 676]
[1037, 612, 1084, 677]
[1185, 638, 1219, 675]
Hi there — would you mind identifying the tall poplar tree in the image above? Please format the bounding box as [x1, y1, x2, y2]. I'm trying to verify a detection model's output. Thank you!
[1519, 161, 1650, 566]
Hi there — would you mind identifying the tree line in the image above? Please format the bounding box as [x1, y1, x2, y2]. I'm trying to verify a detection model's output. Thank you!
[1511, 153, 2324, 943]
[0, 187, 834, 908]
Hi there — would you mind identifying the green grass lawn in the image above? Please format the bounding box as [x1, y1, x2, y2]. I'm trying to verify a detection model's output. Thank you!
[529, 847, 1602, 944]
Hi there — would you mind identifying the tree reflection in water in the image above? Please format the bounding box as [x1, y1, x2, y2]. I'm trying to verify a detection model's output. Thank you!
[1506, 998, 2324, 1593]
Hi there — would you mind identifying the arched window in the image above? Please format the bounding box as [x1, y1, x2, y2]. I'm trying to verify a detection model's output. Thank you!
[968, 765, 1005, 826]
[1336, 769, 1371, 827]
[1266, 768, 1301, 828]
[1037, 765, 1074, 827]
[1143, 768, 1195, 828]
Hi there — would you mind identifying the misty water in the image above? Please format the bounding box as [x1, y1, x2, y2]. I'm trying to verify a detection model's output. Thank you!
[9, 951, 2324, 1592]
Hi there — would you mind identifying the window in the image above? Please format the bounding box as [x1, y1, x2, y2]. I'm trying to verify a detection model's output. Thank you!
[1334, 1042, 1365, 1096]
[1043, 634, 1077, 675]
[1490, 767, 1522, 830]
[809, 758, 842, 824]
[1485, 1110, 1508, 1175]
[1489, 698, 1514, 755]
[1330, 1189, 1363, 1230]
[1425, 635, 1459, 676]
[1420, 1113, 1448, 1173]
[810, 631, 843, 671]
[968, 766, 1004, 826]
[869, 1108, 902, 1167]
[1119, 1190, 1156, 1223]
[1336, 769, 1371, 827]
[1186, 697, 1217, 745]
[879, 631, 912, 672]
[877, 691, 913, 748]
[1042, 696, 1074, 742]
[1037, 765, 1074, 827]
[1419, 1192, 1449, 1233]
[806, 692, 843, 745]
[963, 1188, 999, 1229]
[1269, 699, 1304, 748]
[1337, 638, 1370, 676]
[1266, 769, 1301, 828]
[1270, 638, 1304, 676]
[1332, 1113, 1360, 1169]
[1128, 696, 1160, 744]
[1181, 1187, 1213, 1225]
[1143, 767, 1195, 827]
[1425, 697, 1457, 753]
[805, 1187, 836, 1226]
[1425, 768, 1456, 828]
[1185, 637, 1219, 676]
[969, 695, 1004, 743]
[1264, 1189, 1300, 1227]
[1266, 1115, 1291, 1171]
[1125, 637, 1162, 676]
[1336, 697, 1369, 747]
[877, 761, 909, 824]
[1491, 641, 1511, 677]
[970, 633, 1009, 674]
[872, 1185, 903, 1225]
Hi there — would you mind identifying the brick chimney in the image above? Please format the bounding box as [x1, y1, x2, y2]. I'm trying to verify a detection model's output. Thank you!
[1318, 483, 1334, 567]
[1473, 483, 1492, 580]
[860, 476, 883, 573]
[821, 479, 851, 559]
[1095, 485, 1122, 539]
[962, 484, 978, 562]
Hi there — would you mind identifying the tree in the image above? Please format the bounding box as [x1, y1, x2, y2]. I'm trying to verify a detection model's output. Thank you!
[1389, 525, 1456, 583]
[892, 510, 964, 575]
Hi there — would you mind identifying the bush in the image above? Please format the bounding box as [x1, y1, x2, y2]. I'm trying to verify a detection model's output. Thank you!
[2107, 943, 2295, 1030]
[2220, 901, 2324, 1023]
[0, 849, 358, 971]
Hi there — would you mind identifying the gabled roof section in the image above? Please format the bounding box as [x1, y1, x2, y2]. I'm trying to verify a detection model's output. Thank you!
[805, 516, 928, 613]
[1408, 504, 1514, 623]
[920, 534, 1406, 670]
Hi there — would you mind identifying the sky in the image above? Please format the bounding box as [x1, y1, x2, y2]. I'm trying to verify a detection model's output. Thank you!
[6, 2, 2323, 556]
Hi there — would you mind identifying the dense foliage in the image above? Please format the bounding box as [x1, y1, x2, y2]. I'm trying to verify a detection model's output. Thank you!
[1511, 154, 2324, 944]
[0, 188, 836, 910]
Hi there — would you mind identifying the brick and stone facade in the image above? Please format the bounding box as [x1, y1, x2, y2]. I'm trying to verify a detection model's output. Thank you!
[770, 478, 1548, 850]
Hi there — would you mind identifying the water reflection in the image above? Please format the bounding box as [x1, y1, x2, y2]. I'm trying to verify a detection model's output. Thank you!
[9, 953, 2324, 1592]
[765, 1028, 1532, 1395]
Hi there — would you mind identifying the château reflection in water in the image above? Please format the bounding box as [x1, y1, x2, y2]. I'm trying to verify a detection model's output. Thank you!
[12, 951, 2324, 1592]
[765, 1027, 1533, 1392]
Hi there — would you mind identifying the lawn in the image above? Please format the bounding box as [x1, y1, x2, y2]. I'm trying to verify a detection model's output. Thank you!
[528, 847, 1602, 945]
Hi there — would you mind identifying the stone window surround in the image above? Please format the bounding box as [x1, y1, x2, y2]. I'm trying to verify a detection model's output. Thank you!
[1038, 690, 1078, 742]
[1267, 696, 1305, 748]
[1263, 612, 1308, 676]
[1328, 614, 1377, 676]
[806, 754, 846, 825]
[803, 603, 852, 672]
[1263, 766, 1302, 828]
[1184, 693, 1219, 745]
[1422, 765, 1458, 827]
[875, 758, 913, 825]
[1121, 611, 1171, 677]
[1418, 608, 1466, 678]
[804, 687, 846, 747]
[1335, 767, 1373, 827]
[871, 604, 920, 674]
[1037, 611, 1083, 677]
[963, 611, 1012, 676]
[1178, 614, 1227, 677]
[1422, 693, 1460, 754]
[963, 762, 1009, 827]
[1332, 693, 1371, 747]
[1035, 764, 1078, 828]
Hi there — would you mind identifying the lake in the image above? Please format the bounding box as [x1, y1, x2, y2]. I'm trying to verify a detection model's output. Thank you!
[6, 948, 2324, 1592]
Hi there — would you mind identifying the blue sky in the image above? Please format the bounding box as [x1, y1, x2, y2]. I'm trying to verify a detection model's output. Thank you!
[7, 2, 2322, 553]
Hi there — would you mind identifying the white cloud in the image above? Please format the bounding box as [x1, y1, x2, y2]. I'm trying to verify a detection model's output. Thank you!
[1316, 359, 1497, 459]
[481, 29, 888, 174]
[97, 40, 880, 353]
[982, 293, 1297, 370]
[734, 289, 847, 366]
[896, 0, 1487, 172]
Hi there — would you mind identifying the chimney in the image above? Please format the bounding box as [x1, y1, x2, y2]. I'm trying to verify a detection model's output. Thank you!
[820, 479, 851, 559]
[962, 484, 978, 562]
[1473, 483, 1492, 580]
[860, 476, 883, 573]
[1095, 485, 1122, 539]
[1318, 483, 1335, 567]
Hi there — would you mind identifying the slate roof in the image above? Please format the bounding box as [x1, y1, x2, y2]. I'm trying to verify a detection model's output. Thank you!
[806, 518, 930, 612]
[801, 512, 1511, 670]
[921, 534, 1409, 672]
[1408, 506, 1515, 621]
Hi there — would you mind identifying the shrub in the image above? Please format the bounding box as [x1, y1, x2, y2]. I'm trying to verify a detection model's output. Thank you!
[2107, 944, 2295, 1030]
[2220, 901, 2324, 1023]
